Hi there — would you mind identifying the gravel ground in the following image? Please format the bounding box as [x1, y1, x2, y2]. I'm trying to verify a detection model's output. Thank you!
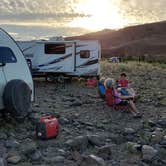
[0, 61, 166, 166]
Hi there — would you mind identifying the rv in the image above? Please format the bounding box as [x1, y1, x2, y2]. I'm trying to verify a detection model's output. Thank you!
[17, 38, 101, 79]
[0, 28, 34, 119]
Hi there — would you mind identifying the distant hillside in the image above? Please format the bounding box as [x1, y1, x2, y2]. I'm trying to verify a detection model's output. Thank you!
[66, 21, 166, 62]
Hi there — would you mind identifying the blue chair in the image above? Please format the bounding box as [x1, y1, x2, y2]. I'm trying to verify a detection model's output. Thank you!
[98, 83, 105, 98]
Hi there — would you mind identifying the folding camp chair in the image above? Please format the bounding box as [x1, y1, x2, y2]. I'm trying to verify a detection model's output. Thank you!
[105, 88, 129, 111]
[98, 83, 105, 99]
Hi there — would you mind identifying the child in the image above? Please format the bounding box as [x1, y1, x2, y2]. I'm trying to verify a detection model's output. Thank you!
[117, 73, 136, 97]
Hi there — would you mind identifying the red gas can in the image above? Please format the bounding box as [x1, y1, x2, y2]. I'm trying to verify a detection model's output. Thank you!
[36, 116, 59, 139]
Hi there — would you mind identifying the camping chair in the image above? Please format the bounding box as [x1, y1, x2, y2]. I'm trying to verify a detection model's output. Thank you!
[98, 83, 105, 99]
[105, 88, 129, 111]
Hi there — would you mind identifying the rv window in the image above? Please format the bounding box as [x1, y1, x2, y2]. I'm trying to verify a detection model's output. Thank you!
[0, 47, 17, 63]
[80, 50, 90, 58]
[45, 44, 66, 54]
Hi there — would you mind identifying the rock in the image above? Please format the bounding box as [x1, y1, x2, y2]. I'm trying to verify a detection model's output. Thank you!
[16, 162, 33, 166]
[124, 128, 136, 135]
[138, 161, 149, 166]
[86, 126, 94, 131]
[164, 135, 166, 140]
[0, 157, 7, 166]
[157, 118, 166, 128]
[29, 150, 42, 161]
[44, 156, 65, 163]
[19, 141, 38, 155]
[65, 136, 88, 151]
[87, 135, 105, 147]
[79, 121, 93, 126]
[151, 128, 164, 143]
[33, 103, 40, 107]
[52, 156, 65, 163]
[0, 133, 7, 140]
[7, 155, 21, 164]
[142, 145, 158, 161]
[69, 100, 82, 107]
[71, 151, 82, 162]
[147, 119, 156, 127]
[59, 117, 70, 125]
[96, 145, 112, 160]
[80, 154, 105, 166]
[109, 133, 123, 144]
[159, 98, 166, 106]
[0, 144, 7, 157]
[125, 142, 142, 153]
[139, 131, 152, 144]
[5, 139, 20, 148]
[124, 134, 135, 142]
[159, 140, 166, 148]
[57, 149, 67, 156]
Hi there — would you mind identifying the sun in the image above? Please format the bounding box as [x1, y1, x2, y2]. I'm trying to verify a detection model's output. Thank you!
[68, 0, 127, 30]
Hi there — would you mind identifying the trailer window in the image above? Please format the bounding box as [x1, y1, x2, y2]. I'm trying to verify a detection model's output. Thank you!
[0, 47, 17, 63]
[45, 44, 66, 54]
[80, 50, 90, 58]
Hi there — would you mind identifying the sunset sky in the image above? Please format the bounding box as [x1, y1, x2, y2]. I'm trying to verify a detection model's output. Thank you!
[0, 0, 166, 40]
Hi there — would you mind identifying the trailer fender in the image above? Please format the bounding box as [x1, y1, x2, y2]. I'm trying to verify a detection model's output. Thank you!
[3, 79, 31, 120]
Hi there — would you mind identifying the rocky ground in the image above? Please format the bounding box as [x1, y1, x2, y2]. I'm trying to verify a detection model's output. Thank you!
[0, 61, 166, 166]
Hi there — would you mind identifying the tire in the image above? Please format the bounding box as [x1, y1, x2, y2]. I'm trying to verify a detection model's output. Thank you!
[3, 79, 31, 120]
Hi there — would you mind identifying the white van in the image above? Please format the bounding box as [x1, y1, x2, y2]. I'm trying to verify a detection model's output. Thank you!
[17, 39, 101, 79]
[0, 28, 34, 119]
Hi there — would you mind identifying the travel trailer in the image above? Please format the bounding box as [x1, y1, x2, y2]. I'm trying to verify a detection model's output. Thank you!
[0, 28, 34, 119]
[17, 38, 101, 79]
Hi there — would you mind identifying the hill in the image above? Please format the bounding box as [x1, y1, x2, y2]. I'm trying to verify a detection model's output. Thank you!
[66, 21, 166, 62]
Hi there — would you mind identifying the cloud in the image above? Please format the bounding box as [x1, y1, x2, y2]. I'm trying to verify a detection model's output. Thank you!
[1, 24, 91, 40]
[0, 0, 165, 26]
[0, 0, 88, 24]
[113, 0, 166, 24]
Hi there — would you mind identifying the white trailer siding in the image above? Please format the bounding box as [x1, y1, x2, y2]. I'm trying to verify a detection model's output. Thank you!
[34, 42, 75, 73]
[73, 40, 100, 76]
[17, 39, 100, 77]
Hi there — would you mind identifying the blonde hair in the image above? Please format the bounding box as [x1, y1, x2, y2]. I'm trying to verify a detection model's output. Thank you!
[99, 77, 105, 84]
[104, 78, 115, 89]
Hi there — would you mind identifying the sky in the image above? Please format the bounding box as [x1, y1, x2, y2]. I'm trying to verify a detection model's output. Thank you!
[0, 0, 166, 40]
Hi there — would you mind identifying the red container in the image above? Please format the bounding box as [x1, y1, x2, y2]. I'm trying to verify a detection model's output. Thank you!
[85, 78, 97, 87]
[36, 116, 59, 139]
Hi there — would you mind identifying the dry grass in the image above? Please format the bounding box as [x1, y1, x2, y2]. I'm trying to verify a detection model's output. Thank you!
[100, 60, 166, 79]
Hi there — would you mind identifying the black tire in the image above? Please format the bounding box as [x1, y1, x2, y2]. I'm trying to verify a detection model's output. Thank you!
[3, 79, 31, 120]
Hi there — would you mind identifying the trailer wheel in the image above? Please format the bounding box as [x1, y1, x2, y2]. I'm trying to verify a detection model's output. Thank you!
[3, 79, 31, 121]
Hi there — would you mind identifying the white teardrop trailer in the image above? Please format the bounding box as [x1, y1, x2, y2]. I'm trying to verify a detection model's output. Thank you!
[0, 28, 34, 120]
[17, 38, 101, 80]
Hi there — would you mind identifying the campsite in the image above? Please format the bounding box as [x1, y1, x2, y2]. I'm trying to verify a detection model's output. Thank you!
[0, 2, 166, 164]
[0, 59, 166, 166]
[0, 17, 166, 166]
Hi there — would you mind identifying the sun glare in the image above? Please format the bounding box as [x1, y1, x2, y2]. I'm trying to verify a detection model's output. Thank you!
[68, 0, 127, 30]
